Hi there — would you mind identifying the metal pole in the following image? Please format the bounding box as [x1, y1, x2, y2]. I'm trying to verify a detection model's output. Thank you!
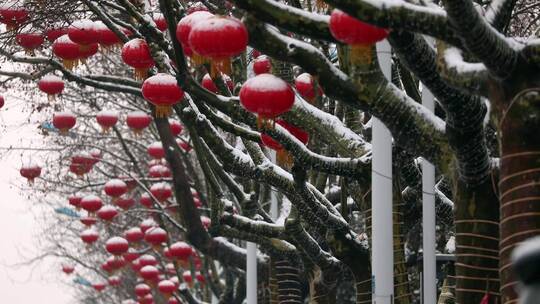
[269, 151, 279, 220]
[246, 242, 258, 304]
[372, 40, 394, 304]
[422, 85, 437, 304]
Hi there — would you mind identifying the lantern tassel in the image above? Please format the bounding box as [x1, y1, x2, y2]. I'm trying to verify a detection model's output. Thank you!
[315, 0, 328, 11]
[155, 105, 172, 118]
[62, 59, 77, 71]
[210, 57, 231, 78]
[191, 53, 206, 66]
[134, 68, 148, 81]
[101, 126, 111, 134]
[47, 94, 56, 102]
[58, 128, 69, 136]
[276, 149, 294, 169]
[257, 116, 275, 130]
[350, 44, 374, 65]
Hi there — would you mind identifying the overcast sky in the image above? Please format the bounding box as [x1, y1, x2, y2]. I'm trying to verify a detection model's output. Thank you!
[0, 95, 72, 303]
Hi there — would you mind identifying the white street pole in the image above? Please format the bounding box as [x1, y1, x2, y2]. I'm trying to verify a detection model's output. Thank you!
[269, 151, 279, 220]
[422, 86, 437, 304]
[372, 40, 394, 304]
[247, 242, 258, 304]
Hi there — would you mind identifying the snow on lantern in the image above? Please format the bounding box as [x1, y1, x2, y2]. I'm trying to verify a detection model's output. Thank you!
[148, 164, 171, 179]
[121, 38, 155, 80]
[80, 194, 103, 214]
[150, 182, 172, 203]
[139, 254, 158, 267]
[135, 283, 152, 297]
[19, 163, 41, 184]
[201, 73, 233, 94]
[169, 241, 192, 262]
[252, 55, 271, 75]
[80, 228, 99, 244]
[147, 141, 165, 159]
[144, 226, 168, 249]
[139, 265, 160, 281]
[68, 19, 99, 50]
[239, 73, 295, 129]
[52, 34, 81, 70]
[96, 110, 118, 133]
[123, 248, 140, 262]
[126, 111, 152, 135]
[104, 178, 128, 200]
[261, 119, 309, 167]
[0, 3, 28, 30]
[175, 11, 213, 63]
[80, 216, 97, 227]
[124, 227, 144, 243]
[157, 280, 176, 297]
[187, 2, 209, 14]
[141, 73, 184, 117]
[52, 111, 76, 135]
[140, 218, 157, 233]
[15, 30, 44, 55]
[188, 16, 248, 76]
[97, 205, 119, 222]
[294, 73, 323, 104]
[329, 9, 389, 63]
[105, 236, 129, 256]
[38, 75, 64, 101]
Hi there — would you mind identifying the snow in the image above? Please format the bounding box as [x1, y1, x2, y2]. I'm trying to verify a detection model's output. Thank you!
[93, 20, 108, 31]
[54, 111, 75, 118]
[145, 73, 178, 85]
[274, 198, 291, 226]
[180, 11, 214, 27]
[150, 182, 171, 191]
[295, 72, 313, 84]
[356, 0, 447, 17]
[190, 15, 243, 32]
[127, 111, 150, 118]
[99, 205, 118, 213]
[70, 19, 96, 30]
[123, 38, 147, 50]
[443, 47, 487, 74]
[105, 178, 127, 187]
[145, 226, 166, 237]
[54, 34, 76, 45]
[106, 236, 128, 246]
[97, 110, 119, 117]
[484, 0, 506, 24]
[243, 73, 290, 92]
[81, 228, 98, 237]
[40, 74, 62, 83]
[149, 141, 163, 149]
[512, 235, 540, 263]
[263, 0, 330, 23]
[445, 236, 455, 254]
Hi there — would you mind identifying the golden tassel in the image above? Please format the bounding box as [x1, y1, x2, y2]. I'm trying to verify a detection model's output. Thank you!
[315, 0, 328, 11]
[276, 149, 293, 169]
[134, 68, 148, 81]
[349, 44, 374, 65]
[155, 105, 172, 118]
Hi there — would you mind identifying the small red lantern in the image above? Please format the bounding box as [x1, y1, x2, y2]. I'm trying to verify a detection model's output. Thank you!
[105, 236, 129, 255]
[80, 216, 97, 227]
[20, 163, 41, 184]
[96, 110, 118, 133]
[188, 16, 248, 76]
[95, 21, 122, 49]
[126, 111, 152, 135]
[61, 264, 75, 274]
[92, 282, 106, 292]
[182, 270, 193, 286]
[261, 119, 309, 167]
[169, 120, 183, 136]
[329, 9, 389, 62]
[177, 139, 192, 152]
[68, 19, 99, 49]
[115, 197, 135, 210]
[147, 142, 165, 159]
[153, 13, 168, 31]
[107, 255, 126, 270]
[78, 42, 99, 63]
[0, 95, 4, 109]
[135, 283, 152, 297]
[201, 73, 233, 93]
[169, 242, 192, 261]
[139, 265, 160, 281]
[70, 152, 95, 176]
[80, 194, 103, 214]
[38, 75, 64, 100]
[295, 73, 323, 103]
[142, 73, 184, 117]
[121, 38, 155, 80]
[196, 271, 205, 283]
[0, 4, 28, 30]
[125, 227, 144, 243]
[52, 35, 81, 70]
[52, 111, 76, 134]
[45, 27, 68, 42]
[140, 218, 157, 233]
[144, 227, 168, 247]
[158, 280, 176, 296]
[139, 192, 154, 208]
[104, 178, 128, 199]
[150, 182, 172, 203]
[16, 32, 44, 55]
[239, 73, 295, 128]
[168, 297, 179, 304]
[200, 216, 211, 230]
[176, 11, 214, 61]
[97, 205, 118, 221]
[140, 293, 154, 304]
[108, 275, 121, 287]
[139, 254, 158, 267]
[148, 165, 171, 179]
[68, 194, 82, 209]
[123, 248, 140, 262]
[252, 55, 271, 75]
[80, 228, 99, 244]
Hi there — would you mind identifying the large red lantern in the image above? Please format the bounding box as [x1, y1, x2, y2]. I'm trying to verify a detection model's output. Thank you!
[106, 255, 126, 270]
[0, 4, 28, 30]
[20, 163, 41, 184]
[52, 35, 81, 70]
[38, 75, 64, 100]
[329, 9, 389, 62]
[148, 164, 171, 179]
[15, 32, 44, 54]
[80, 229, 99, 244]
[147, 141, 165, 159]
[294, 73, 323, 103]
[239, 73, 295, 128]
[95, 21, 122, 49]
[188, 16, 248, 76]
[105, 236, 129, 256]
[52, 111, 76, 134]
[70, 152, 95, 176]
[150, 182, 172, 202]
[80, 194, 103, 214]
[141, 73, 184, 117]
[144, 227, 168, 247]
[104, 178, 128, 199]
[97, 205, 119, 221]
[68, 19, 99, 49]
[176, 11, 213, 61]
[201, 73, 233, 94]
[126, 111, 152, 135]
[252, 55, 271, 75]
[96, 110, 118, 133]
[261, 119, 309, 167]
[45, 27, 68, 42]
[121, 38, 155, 80]
[124, 227, 144, 243]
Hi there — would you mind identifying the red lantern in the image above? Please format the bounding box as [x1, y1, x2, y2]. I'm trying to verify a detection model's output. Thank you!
[92, 282, 106, 292]
[168, 297, 179, 304]
[108, 275, 121, 287]
[139, 265, 160, 281]
[52, 35, 81, 70]
[329, 9, 389, 62]
[80, 229, 99, 244]
[150, 182, 172, 202]
[95, 21, 121, 49]
[200, 216, 211, 230]
[16, 32, 44, 54]
[135, 283, 152, 297]
[104, 178, 128, 199]
[261, 119, 309, 167]
[97, 205, 118, 221]
[196, 272, 205, 283]
[121, 38, 155, 80]
[68, 194, 82, 209]
[139, 293, 154, 304]
[80, 194, 103, 214]
[182, 270, 193, 285]
[45, 27, 67, 42]
[68, 19, 99, 48]
[140, 218, 157, 233]
[201, 73, 233, 93]
[126, 111, 152, 135]
[52, 111, 76, 134]
[116, 197, 135, 210]
[20, 163, 41, 184]
[70, 152, 94, 176]
[62, 264, 75, 274]
[139, 254, 158, 267]
[239, 73, 295, 128]
[188, 16, 248, 76]
[295, 73, 322, 103]
[0, 4, 28, 30]
[251, 49, 261, 59]
[123, 248, 140, 262]
[144, 227, 168, 247]
[252, 55, 271, 75]
[96, 110, 118, 133]
[169, 242, 192, 261]
[80, 216, 97, 227]
[142, 73, 184, 117]
[147, 142, 165, 159]
[169, 120, 183, 136]
[177, 139, 192, 152]
[176, 11, 213, 60]
[78, 42, 99, 63]
[153, 13, 168, 31]
[148, 165, 171, 179]
[125, 227, 144, 243]
[105, 237, 129, 255]
[158, 280, 176, 296]
[0, 95, 4, 109]
[38, 75, 64, 100]
[139, 192, 154, 208]
[107, 255, 126, 270]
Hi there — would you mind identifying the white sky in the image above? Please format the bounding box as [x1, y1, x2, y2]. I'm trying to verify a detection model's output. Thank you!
[0, 95, 73, 303]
